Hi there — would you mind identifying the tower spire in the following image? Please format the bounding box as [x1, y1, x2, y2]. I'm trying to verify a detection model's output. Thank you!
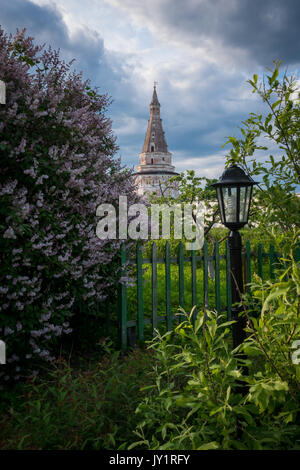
[142, 84, 167, 153]
[134, 85, 178, 197]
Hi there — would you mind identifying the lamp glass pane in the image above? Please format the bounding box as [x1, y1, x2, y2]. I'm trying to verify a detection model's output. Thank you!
[216, 187, 225, 223]
[239, 186, 247, 222]
[238, 186, 252, 223]
[245, 186, 252, 221]
[222, 186, 237, 223]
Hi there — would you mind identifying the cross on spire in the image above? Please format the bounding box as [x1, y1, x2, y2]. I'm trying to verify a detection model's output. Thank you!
[150, 83, 160, 107]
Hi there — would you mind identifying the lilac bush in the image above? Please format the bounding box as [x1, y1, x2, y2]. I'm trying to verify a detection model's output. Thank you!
[0, 27, 138, 381]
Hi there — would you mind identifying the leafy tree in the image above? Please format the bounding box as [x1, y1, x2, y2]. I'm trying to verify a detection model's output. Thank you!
[153, 170, 218, 235]
[0, 28, 138, 381]
[224, 61, 300, 246]
[149, 62, 300, 252]
[146, 171, 220, 257]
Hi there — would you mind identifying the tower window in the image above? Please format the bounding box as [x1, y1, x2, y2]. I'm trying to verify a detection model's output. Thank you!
[151, 158, 153, 164]
[151, 145, 154, 152]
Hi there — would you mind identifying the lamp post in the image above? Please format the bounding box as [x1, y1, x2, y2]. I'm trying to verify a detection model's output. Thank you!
[212, 165, 257, 349]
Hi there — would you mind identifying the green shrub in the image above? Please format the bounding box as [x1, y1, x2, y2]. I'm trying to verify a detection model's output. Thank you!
[0, 27, 139, 382]
[128, 247, 300, 450]
[0, 341, 155, 450]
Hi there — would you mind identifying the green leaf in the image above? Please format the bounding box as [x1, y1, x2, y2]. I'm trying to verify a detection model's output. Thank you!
[271, 66, 279, 83]
[197, 442, 219, 450]
[261, 287, 290, 315]
[217, 320, 236, 329]
[194, 313, 204, 333]
[271, 100, 281, 110]
[128, 440, 149, 450]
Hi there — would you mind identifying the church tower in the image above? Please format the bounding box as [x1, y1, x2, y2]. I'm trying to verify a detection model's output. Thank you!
[134, 84, 178, 197]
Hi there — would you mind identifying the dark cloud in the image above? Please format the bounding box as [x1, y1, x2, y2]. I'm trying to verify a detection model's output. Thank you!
[0, 0, 135, 104]
[223, 0, 300, 66]
[116, 0, 300, 66]
[2, 0, 297, 176]
[1, 0, 69, 52]
[0, 0, 145, 165]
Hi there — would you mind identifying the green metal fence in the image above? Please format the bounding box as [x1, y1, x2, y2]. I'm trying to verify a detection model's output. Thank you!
[115, 240, 299, 350]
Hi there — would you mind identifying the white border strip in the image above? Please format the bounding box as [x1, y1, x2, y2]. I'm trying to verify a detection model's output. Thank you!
[0, 80, 6, 104]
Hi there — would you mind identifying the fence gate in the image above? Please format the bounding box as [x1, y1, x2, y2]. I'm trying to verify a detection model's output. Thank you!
[115, 240, 295, 350]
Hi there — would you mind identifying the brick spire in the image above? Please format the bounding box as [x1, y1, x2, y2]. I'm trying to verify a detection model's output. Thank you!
[134, 83, 178, 198]
[142, 83, 168, 153]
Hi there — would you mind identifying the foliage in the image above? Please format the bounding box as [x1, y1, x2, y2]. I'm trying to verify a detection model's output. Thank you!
[0, 341, 155, 450]
[142, 226, 275, 259]
[148, 170, 219, 242]
[1, 241, 298, 450]
[224, 60, 300, 246]
[243, 235, 300, 408]
[128, 249, 300, 450]
[0, 27, 138, 382]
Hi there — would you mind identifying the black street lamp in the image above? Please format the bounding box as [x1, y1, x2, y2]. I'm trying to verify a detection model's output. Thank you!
[212, 165, 257, 349]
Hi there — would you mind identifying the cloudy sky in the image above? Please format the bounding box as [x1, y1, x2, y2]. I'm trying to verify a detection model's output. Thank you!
[1, 0, 300, 178]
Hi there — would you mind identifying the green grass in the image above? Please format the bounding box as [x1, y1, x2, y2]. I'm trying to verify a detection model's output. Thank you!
[127, 261, 228, 317]
[0, 342, 156, 450]
[126, 245, 272, 341]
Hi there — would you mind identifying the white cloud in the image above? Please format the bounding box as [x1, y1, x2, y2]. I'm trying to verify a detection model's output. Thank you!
[6, 0, 300, 176]
[174, 151, 227, 178]
[113, 114, 147, 136]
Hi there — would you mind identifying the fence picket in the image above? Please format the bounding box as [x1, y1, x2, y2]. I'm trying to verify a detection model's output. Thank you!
[203, 240, 209, 311]
[214, 240, 221, 320]
[152, 242, 158, 334]
[137, 242, 144, 342]
[191, 248, 197, 325]
[178, 241, 184, 322]
[165, 242, 172, 331]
